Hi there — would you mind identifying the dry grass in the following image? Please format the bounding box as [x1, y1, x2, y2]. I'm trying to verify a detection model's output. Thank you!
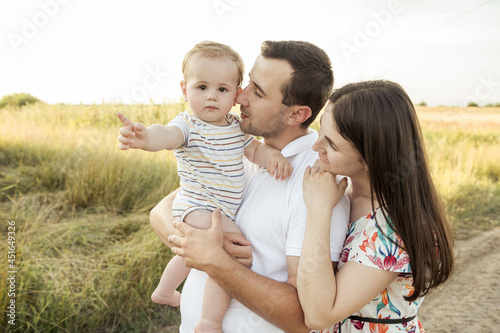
[0, 103, 499, 331]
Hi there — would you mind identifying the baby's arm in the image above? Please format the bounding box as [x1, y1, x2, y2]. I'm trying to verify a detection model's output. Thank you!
[244, 139, 293, 180]
[117, 112, 184, 151]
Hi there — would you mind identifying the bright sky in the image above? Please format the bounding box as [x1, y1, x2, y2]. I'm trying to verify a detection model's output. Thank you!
[1, 0, 499, 106]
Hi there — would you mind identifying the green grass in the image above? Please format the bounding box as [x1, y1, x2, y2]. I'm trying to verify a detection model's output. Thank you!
[0, 103, 185, 332]
[424, 128, 500, 239]
[0, 102, 499, 331]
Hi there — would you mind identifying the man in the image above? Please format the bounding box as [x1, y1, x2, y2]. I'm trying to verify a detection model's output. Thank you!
[150, 40, 349, 332]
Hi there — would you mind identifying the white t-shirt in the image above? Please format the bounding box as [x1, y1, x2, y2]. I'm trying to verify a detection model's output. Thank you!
[179, 130, 350, 333]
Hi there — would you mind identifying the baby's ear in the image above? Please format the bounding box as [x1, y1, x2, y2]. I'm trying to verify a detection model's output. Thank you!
[180, 81, 188, 102]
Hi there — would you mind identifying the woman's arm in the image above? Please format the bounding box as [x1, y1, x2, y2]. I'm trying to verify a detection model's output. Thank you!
[298, 166, 398, 329]
[298, 205, 398, 328]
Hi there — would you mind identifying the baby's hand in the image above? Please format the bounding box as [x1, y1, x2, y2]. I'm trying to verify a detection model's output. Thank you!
[267, 152, 293, 180]
[117, 112, 148, 150]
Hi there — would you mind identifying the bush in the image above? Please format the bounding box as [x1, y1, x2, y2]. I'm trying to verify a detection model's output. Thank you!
[467, 102, 479, 107]
[0, 93, 41, 108]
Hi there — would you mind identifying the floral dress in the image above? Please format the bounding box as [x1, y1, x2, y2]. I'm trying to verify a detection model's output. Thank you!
[313, 208, 426, 333]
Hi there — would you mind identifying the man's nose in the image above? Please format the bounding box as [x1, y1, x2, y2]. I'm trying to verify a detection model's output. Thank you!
[236, 84, 250, 105]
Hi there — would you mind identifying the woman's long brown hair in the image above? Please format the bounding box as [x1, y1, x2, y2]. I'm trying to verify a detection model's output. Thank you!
[329, 80, 454, 302]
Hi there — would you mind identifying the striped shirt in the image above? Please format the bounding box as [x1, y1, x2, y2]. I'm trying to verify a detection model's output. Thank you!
[169, 111, 254, 220]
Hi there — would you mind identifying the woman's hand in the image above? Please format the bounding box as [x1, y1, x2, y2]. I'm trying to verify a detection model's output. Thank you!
[303, 160, 348, 212]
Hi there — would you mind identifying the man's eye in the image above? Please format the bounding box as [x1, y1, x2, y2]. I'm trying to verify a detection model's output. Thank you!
[254, 90, 262, 98]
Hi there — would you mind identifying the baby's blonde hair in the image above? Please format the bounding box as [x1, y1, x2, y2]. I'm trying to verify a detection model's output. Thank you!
[182, 41, 244, 88]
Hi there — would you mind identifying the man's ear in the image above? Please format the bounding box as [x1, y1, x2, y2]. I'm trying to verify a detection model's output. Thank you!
[180, 81, 188, 102]
[287, 105, 312, 126]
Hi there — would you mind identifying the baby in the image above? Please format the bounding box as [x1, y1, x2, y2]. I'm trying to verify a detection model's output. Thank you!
[117, 41, 292, 332]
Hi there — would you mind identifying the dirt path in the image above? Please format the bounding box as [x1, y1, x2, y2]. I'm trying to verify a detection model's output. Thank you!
[418, 228, 500, 332]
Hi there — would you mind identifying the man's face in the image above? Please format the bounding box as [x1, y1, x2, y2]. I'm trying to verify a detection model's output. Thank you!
[236, 55, 292, 138]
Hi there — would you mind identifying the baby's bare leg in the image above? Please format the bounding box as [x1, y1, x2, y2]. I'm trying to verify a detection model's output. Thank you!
[151, 255, 189, 306]
[195, 277, 232, 333]
[184, 211, 241, 333]
[151, 210, 214, 306]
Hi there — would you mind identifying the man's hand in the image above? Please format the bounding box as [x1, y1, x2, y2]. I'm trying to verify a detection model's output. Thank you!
[223, 232, 252, 268]
[117, 112, 148, 150]
[169, 209, 230, 271]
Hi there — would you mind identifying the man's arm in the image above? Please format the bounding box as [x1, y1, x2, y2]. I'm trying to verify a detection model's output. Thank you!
[150, 190, 253, 265]
[169, 210, 310, 333]
[150, 188, 181, 248]
[213, 255, 309, 333]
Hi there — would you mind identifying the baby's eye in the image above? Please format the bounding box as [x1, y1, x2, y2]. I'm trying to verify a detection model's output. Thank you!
[219, 87, 228, 92]
[198, 85, 207, 90]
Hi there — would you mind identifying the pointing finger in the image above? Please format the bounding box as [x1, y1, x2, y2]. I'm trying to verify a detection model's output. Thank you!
[117, 112, 133, 128]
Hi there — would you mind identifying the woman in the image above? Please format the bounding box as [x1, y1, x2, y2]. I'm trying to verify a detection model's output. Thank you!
[298, 80, 454, 332]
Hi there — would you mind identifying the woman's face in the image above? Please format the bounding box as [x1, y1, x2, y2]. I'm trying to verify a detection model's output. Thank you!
[313, 105, 367, 177]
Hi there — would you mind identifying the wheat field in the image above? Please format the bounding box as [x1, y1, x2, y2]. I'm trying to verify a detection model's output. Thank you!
[1, 103, 499, 332]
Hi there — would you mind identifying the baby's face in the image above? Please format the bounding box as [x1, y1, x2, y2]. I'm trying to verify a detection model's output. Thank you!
[181, 55, 240, 126]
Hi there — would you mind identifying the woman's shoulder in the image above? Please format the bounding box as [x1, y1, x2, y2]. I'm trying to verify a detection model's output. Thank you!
[346, 207, 411, 272]
[351, 207, 401, 244]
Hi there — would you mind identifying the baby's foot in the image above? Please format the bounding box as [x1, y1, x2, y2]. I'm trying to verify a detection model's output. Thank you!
[151, 289, 181, 306]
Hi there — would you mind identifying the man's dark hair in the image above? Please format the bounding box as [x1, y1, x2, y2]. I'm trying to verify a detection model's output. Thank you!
[261, 40, 333, 128]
